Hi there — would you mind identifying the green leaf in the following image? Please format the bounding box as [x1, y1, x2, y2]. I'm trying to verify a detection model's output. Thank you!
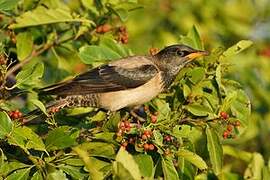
[177, 149, 208, 170]
[231, 90, 251, 128]
[0, 0, 19, 11]
[9, 6, 93, 29]
[8, 126, 46, 151]
[100, 37, 131, 57]
[187, 25, 203, 50]
[79, 45, 121, 64]
[154, 99, 170, 121]
[45, 126, 79, 151]
[58, 165, 88, 179]
[114, 8, 129, 21]
[15, 61, 44, 89]
[90, 111, 107, 122]
[77, 142, 115, 159]
[114, 148, 141, 180]
[173, 125, 193, 138]
[32, 171, 43, 180]
[223, 40, 253, 57]
[6, 167, 31, 180]
[187, 67, 205, 84]
[206, 126, 223, 175]
[244, 153, 264, 180]
[16, 32, 33, 61]
[185, 104, 213, 116]
[153, 130, 163, 147]
[161, 156, 179, 180]
[29, 98, 48, 116]
[134, 154, 154, 178]
[73, 147, 104, 180]
[220, 91, 238, 112]
[0, 112, 12, 139]
[47, 169, 67, 180]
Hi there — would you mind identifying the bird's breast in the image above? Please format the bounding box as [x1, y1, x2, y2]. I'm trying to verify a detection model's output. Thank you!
[99, 72, 164, 111]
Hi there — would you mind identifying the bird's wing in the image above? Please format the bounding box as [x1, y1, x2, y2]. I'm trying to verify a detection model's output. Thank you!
[40, 61, 158, 96]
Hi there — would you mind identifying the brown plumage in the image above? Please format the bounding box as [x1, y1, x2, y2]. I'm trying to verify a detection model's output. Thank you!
[38, 44, 209, 113]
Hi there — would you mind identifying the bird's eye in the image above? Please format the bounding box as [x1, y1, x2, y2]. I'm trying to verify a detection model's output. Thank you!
[177, 50, 189, 57]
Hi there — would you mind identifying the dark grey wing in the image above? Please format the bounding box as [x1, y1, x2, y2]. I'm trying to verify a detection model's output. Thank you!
[40, 64, 158, 96]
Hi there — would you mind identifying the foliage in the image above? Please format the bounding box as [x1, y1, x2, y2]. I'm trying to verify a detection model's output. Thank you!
[0, 0, 267, 179]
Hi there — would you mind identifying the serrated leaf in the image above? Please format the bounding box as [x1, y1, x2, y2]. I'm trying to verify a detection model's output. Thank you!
[15, 61, 44, 89]
[9, 6, 93, 29]
[223, 40, 253, 57]
[45, 126, 79, 151]
[177, 149, 207, 170]
[0, 112, 12, 139]
[16, 32, 33, 61]
[206, 126, 223, 175]
[114, 148, 141, 180]
[8, 126, 46, 151]
[162, 156, 179, 180]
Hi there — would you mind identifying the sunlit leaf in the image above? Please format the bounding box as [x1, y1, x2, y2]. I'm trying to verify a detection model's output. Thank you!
[0, 112, 12, 139]
[16, 32, 33, 61]
[206, 126, 223, 175]
[162, 156, 179, 180]
[9, 6, 93, 29]
[177, 149, 207, 170]
[223, 40, 253, 57]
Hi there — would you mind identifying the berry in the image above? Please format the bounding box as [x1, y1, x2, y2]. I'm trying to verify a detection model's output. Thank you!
[149, 144, 155, 150]
[234, 120, 241, 127]
[223, 131, 229, 139]
[143, 143, 149, 151]
[142, 134, 148, 140]
[96, 26, 103, 33]
[119, 26, 126, 33]
[220, 111, 229, 120]
[102, 24, 111, 33]
[227, 125, 233, 132]
[150, 115, 157, 123]
[164, 135, 172, 142]
[144, 130, 152, 138]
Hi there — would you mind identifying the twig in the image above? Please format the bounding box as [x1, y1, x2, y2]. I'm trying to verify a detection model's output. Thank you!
[5, 44, 52, 79]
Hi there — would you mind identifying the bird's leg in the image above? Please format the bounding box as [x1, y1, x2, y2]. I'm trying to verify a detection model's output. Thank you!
[130, 106, 146, 122]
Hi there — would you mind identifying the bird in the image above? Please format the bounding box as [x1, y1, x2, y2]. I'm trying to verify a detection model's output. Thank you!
[24, 44, 209, 122]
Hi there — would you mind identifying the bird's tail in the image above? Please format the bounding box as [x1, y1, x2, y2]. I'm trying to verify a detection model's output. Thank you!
[22, 99, 70, 125]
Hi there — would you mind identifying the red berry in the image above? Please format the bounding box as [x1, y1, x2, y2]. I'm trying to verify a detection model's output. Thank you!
[223, 131, 229, 139]
[149, 144, 155, 150]
[150, 115, 157, 123]
[234, 120, 241, 127]
[96, 26, 103, 33]
[227, 125, 233, 132]
[220, 111, 229, 120]
[124, 121, 130, 128]
[102, 24, 111, 33]
[164, 135, 172, 142]
[119, 26, 126, 32]
[143, 143, 149, 151]
[144, 130, 152, 138]
[142, 134, 148, 140]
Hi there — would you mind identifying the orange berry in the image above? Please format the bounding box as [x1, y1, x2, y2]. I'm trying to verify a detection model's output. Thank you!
[143, 143, 149, 151]
[220, 111, 229, 120]
[149, 144, 155, 150]
[150, 115, 157, 123]
[227, 125, 233, 132]
[102, 24, 111, 33]
[142, 134, 148, 140]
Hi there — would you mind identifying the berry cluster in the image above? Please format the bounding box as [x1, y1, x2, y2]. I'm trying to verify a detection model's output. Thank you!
[219, 111, 241, 139]
[117, 26, 128, 44]
[8, 110, 22, 119]
[96, 24, 111, 34]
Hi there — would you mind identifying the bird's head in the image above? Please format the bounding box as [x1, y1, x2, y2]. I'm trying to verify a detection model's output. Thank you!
[154, 44, 209, 74]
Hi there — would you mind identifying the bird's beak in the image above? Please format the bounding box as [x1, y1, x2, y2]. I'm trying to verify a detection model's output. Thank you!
[186, 50, 209, 61]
